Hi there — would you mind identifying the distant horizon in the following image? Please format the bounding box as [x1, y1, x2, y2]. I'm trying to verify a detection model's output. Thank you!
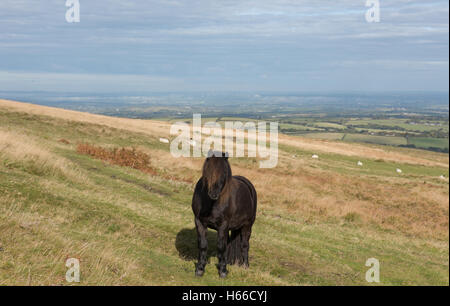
[2, 90, 448, 115]
[1, 89, 449, 96]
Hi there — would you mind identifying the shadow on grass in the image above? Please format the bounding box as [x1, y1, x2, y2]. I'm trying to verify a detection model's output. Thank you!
[175, 228, 218, 261]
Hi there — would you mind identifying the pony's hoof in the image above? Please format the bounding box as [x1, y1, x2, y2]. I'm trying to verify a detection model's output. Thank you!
[243, 263, 249, 269]
[219, 270, 228, 278]
[195, 269, 205, 277]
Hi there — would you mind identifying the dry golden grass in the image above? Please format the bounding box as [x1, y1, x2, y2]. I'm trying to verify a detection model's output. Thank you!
[0, 129, 84, 182]
[145, 148, 449, 240]
[0, 99, 170, 139]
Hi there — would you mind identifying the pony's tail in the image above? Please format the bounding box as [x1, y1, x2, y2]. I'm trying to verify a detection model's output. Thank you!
[226, 229, 244, 265]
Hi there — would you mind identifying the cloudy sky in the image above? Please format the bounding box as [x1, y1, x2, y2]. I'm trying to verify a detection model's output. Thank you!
[0, 0, 448, 93]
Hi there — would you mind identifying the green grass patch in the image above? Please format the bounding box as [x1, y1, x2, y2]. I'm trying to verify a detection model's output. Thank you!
[408, 137, 449, 150]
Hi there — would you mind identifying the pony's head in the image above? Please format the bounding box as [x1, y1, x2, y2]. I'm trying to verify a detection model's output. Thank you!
[202, 151, 232, 200]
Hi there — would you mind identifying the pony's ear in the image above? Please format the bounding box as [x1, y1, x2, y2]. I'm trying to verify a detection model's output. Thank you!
[222, 152, 229, 160]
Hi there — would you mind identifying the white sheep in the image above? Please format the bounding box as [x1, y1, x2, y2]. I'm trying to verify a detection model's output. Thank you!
[396, 168, 402, 174]
[159, 138, 169, 144]
[311, 154, 319, 159]
[357, 161, 363, 166]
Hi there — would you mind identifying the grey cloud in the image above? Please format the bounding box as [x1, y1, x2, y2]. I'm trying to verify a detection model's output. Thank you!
[0, 0, 448, 92]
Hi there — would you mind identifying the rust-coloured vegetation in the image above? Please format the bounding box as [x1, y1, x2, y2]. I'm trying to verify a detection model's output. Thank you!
[76, 143, 156, 175]
[58, 138, 70, 144]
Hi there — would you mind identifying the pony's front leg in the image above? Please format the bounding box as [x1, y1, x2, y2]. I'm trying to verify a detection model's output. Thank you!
[195, 218, 208, 277]
[217, 224, 229, 278]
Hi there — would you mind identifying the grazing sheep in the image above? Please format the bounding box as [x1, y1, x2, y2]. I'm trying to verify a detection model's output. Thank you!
[159, 138, 170, 144]
[312, 154, 319, 159]
[357, 161, 363, 166]
[396, 168, 402, 174]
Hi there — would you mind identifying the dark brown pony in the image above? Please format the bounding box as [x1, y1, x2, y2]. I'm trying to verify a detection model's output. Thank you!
[192, 151, 257, 278]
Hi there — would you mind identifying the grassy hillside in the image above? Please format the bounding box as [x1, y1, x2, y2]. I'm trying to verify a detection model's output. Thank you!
[0, 99, 448, 285]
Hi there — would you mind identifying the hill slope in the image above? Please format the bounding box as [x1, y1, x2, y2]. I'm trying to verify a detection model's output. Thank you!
[0, 99, 448, 285]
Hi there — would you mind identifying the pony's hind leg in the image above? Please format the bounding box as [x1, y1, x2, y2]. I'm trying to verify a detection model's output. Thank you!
[240, 225, 252, 268]
[227, 229, 242, 265]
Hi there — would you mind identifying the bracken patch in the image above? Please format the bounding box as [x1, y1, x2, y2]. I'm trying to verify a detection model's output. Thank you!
[76, 143, 156, 175]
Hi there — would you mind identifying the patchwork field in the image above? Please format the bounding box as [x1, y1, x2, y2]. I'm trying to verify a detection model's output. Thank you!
[0, 99, 448, 285]
[277, 117, 449, 152]
[408, 137, 449, 150]
[347, 119, 449, 133]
